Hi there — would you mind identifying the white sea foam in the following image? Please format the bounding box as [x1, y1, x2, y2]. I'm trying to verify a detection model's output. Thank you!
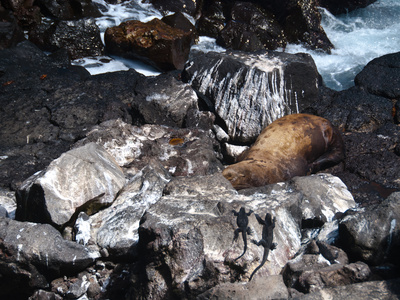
[75, 0, 399, 90]
[286, 0, 400, 90]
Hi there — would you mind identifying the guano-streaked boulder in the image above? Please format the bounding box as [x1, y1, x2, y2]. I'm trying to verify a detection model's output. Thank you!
[16, 143, 126, 227]
[182, 50, 320, 143]
[132, 173, 355, 297]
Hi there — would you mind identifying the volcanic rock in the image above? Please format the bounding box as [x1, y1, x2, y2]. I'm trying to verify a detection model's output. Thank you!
[183, 50, 320, 143]
[339, 192, 400, 267]
[217, 1, 286, 51]
[105, 18, 193, 71]
[29, 18, 104, 59]
[16, 143, 126, 227]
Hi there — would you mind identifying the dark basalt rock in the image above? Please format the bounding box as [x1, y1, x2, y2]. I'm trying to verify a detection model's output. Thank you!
[282, 0, 334, 53]
[196, 0, 226, 38]
[105, 18, 193, 71]
[1, 0, 41, 29]
[318, 0, 377, 15]
[339, 192, 400, 268]
[0, 7, 26, 49]
[217, 2, 286, 51]
[355, 51, 400, 100]
[0, 41, 137, 188]
[29, 18, 104, 59]
[144, 0, 203, 18]
[0, 217, 99, 299]
[183, 50, 320, 143]
[34, 0, 101, 20]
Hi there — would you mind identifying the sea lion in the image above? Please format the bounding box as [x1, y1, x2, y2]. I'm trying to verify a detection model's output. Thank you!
[222, 114, 345, 190]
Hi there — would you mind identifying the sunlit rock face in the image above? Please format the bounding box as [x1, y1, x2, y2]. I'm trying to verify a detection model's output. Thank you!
[182, 50, 320, 143]
[105, 18, 193, 71]
[133, 173, 356, 297]
[16, 143, 126, 227]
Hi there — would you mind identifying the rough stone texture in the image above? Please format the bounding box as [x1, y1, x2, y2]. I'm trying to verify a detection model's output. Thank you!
[314, 86, 393, 133]
[0, 217, 99, 299]
[29, 18, 104, 59]
[0, 8, 25, 49]
[282, 253, 331, 289]
[16, 143, 126, 227]
[34, 0, 101, 20]
[74, 119, 223, 177]
[0, 41, 137, 189]
[87, 160, 171, 258]
[105, 18, 193, 71]
[197, 275, 289, 300]
[282, 0, 334, 52]
[130, 173, 355, 298]
[297, 278, 400, 300]
[338, 192, 400, 267]
[182, 50, 320, 143]
[355, 51, 400, 100]
[291, 174, 355, 225]
[133, 72, 199, 127]
[297, 261, 371, 293]
[217, 2, 286, 51]
[196, 0, 226, 38]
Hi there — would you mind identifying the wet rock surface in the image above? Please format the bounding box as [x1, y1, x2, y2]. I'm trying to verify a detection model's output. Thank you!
[105, 18, 193, 71]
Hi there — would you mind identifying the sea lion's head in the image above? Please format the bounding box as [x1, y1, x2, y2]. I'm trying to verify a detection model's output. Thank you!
[222, 161, 270, 190]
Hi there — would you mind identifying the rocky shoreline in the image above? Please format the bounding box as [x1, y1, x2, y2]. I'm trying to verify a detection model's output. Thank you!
[1, 0, 400, 299]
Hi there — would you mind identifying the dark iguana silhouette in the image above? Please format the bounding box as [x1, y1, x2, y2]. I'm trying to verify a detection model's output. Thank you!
[232, 207, 253, 261]
[249, 212, 277, 281]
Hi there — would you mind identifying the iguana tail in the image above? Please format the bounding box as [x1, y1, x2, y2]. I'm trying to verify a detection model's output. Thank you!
[234, 231, 247, 261]
[248, 249, 269, 281]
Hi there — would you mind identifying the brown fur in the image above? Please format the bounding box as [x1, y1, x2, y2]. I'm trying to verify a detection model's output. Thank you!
[222, 114, 345, 190]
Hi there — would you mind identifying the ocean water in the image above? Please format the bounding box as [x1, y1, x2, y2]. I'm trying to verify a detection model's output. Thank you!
[73, 0, 400, 90]
[286, 0, 400, 90]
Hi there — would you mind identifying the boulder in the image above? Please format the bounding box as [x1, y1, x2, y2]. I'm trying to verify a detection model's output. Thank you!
[132, 72, 199, 128]
[105, 18, 193, 71]
[74, 119, 223, 176]
[1, 0, 41, 29]
[130, 173, 355, 298]
[29, 18, 104, 59]
[281, 0, 334, 52]
[217, 1, 286, 51]
[355, 51, 400, 100]
[144, 0, 203, 17]
[87, 160, 171, 258]
[318, 0, 378, 15]
[0, 41, 136, 189]
[0, 217, 99, 299]
[34, 0, 101, 20]
[297, 261, 371, 293]
[0, 8, 25, 49]
[297, 278, 400, 300]
[162, 12, 198, 44]
[338, 192, 400, 267]
[16, 143, 126, 227]
[196, 0, 226, 38]
[197, 275, 289, 300]
[182, 50, 320, 143]
[313, 86, 393, 133]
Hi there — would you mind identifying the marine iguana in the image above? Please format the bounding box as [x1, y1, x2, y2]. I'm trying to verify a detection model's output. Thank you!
[232, 207, 253, 261]
[249, 212, 277, 281]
